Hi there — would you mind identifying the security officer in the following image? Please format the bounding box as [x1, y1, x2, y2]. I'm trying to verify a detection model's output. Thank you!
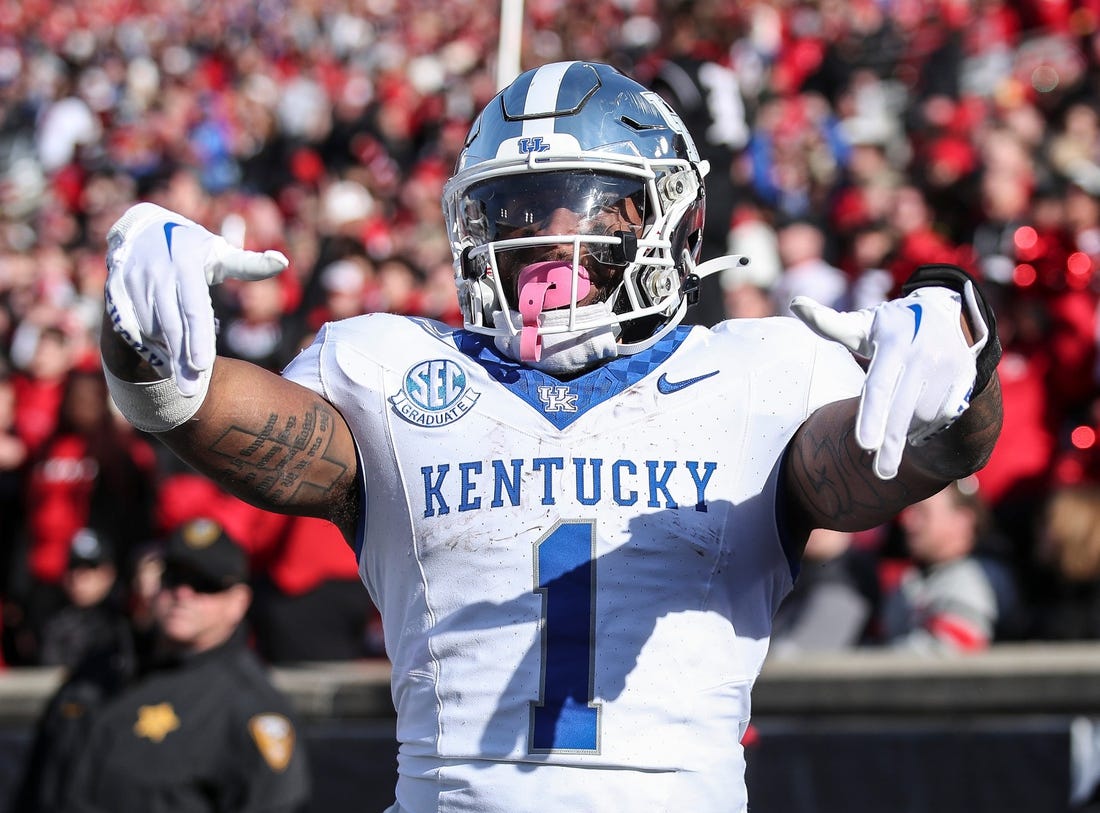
[35, 528, 130, 670]
[12, 518, 311, 813]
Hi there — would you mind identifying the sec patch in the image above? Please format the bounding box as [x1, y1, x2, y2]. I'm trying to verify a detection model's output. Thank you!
[390, 359, 480, 427]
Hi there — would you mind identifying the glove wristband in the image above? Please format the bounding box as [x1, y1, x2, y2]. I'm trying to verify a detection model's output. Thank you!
[102, 363, 211, 433]
[900, 264, 1002, 395]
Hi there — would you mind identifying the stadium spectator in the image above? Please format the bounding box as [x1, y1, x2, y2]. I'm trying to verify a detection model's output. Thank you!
[247, 513, 383, 664]
[975, 271, 1096, 566]
[886, 184, 962, 292]
[35, 527, 130, 670]
[770, 528, 880, 657]
[10, 325, 75, 460]
[10, 518, 311, 813]
[1028, 484, 1100, 640]
[770, 218, 850, 317]
[0, 365, 28, 589]
[640, 1, 750, 326]
[879, 480, 1019, 653]
[152, 474, 382, 662]
[719, 204, 781, 320]
[721, 271, 778, 321]
[13, 363, 157, 665]
[304, 257, 378, 333]
[216, 273, 300, 373]
[374, 255, 427, 317]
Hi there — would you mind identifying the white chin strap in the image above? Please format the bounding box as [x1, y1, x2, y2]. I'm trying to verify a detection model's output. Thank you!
[493, 303, 621, 375]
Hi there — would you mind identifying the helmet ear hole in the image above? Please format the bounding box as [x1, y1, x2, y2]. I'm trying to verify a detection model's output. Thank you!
[457, 247, 497, 326]
[460, 246, 482, 280]
[458, 276, 496, 327]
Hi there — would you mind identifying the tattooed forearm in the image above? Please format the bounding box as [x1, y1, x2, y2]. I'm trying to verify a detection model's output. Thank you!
[206, 404, 349, 508]
[150, 357, 360, 537]
[785, 378, 1003, 536]
[786, 412, 924, 532]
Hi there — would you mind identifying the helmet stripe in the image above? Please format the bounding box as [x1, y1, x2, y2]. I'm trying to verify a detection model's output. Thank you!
[521, 61, 572, 139]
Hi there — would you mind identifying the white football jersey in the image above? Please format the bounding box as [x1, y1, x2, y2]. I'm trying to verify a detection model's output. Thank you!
[282, 314, 864, 813]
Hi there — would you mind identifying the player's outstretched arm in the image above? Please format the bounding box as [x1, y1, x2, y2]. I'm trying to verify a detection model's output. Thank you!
[781, 264, 1004, 546]
[100, 203, 361, 540]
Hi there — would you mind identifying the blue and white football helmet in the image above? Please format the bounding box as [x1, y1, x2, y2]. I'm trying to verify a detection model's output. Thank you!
[443, 61, 731, 369]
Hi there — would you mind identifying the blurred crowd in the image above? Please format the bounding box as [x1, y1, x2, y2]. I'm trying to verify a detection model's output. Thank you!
[5, 0, 1100, 666]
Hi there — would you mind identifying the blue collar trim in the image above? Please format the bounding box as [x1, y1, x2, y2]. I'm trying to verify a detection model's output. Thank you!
[454, 327, 693, 429]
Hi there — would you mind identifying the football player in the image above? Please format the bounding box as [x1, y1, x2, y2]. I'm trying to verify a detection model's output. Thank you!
[100, 61, 1002, 813]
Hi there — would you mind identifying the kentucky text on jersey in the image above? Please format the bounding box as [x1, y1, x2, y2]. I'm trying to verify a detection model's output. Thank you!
[420, 457, 719, 516]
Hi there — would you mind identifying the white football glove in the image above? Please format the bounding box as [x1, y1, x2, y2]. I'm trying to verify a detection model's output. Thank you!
[790, 282, 990, 480]
[104, 202, 288, 396]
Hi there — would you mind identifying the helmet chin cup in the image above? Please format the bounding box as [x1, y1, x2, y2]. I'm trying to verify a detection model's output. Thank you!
[472, 278, 496, 325]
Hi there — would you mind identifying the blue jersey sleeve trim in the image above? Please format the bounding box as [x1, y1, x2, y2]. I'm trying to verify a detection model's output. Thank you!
[773, 453, 802, 582]
[350, 442, 368, 562]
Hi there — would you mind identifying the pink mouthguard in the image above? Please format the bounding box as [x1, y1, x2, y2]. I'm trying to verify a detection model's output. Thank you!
[516, 261, 591, 362]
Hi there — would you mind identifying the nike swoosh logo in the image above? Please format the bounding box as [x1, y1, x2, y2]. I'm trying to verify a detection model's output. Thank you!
[163, 222, 183, 260]
[657, 370, 719, 395]
[907, 303, 922, 340]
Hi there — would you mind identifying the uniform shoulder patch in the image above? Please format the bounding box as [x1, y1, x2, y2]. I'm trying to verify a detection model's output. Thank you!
[248, 713, 295, 772]
[389, 359, 480, 427]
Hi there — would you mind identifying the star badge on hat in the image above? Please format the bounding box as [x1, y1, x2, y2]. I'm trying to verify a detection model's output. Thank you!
[163, 518, 249, 590]
[181, 518, 223, 549]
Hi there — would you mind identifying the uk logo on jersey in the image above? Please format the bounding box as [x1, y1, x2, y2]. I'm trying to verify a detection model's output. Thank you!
[537, 385, 578, 412]
[390, 359, 481, 427]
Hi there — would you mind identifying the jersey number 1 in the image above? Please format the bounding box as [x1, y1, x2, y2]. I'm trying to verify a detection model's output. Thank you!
[530, 521, 600, 753]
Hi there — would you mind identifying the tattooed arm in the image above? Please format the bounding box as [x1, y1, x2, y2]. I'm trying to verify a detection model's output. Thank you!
[782, 264, 1004, 554]
[782, 374, 1003, 550]
[101, 324, 361, 540]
